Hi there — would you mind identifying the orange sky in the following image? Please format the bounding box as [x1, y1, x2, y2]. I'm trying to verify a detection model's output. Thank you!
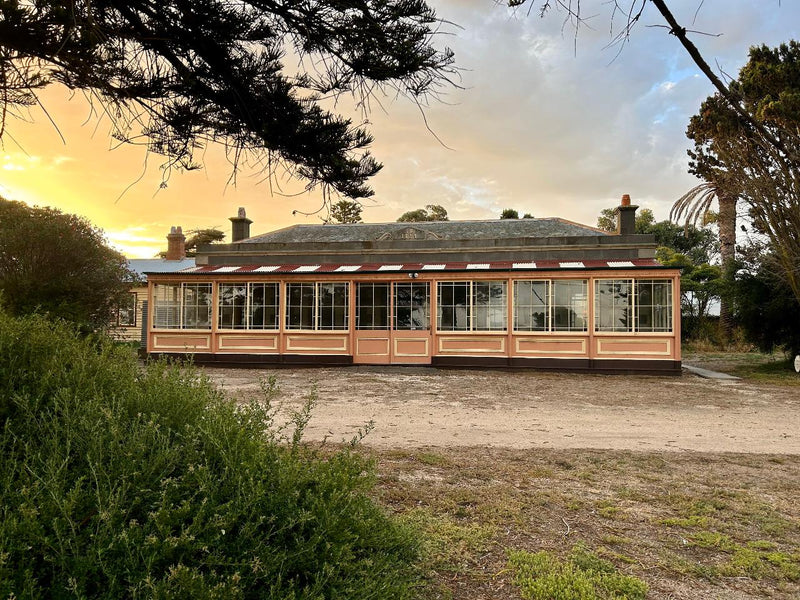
[2, 1, 798, 258]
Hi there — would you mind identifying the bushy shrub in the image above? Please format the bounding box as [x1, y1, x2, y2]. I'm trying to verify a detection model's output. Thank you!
[0, 311, 420, 598]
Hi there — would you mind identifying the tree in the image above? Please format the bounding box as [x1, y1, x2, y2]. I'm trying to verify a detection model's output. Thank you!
[596, 206, 717, 264]
[522, 213, 534, 219]
[685, 42, 800, 306]
[157, 227, 225, 257]
[656, 246, 722, 339]
[0, 1, 455, 199]
[734, 249, 800, 357]
[500, 208, 519, 219]
[671, 181, 737, 334]
[329, 200, 364, 224]
[397, 204, 449, 222]
[0, 198, 132, 330]
[187, 228, 226, 256]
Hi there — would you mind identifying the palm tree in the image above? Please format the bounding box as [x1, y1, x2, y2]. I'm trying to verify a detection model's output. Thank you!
[671, 181, 738, 335]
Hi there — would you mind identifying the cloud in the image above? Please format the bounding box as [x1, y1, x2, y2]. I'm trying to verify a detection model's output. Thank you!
[4, 0, 800, 246]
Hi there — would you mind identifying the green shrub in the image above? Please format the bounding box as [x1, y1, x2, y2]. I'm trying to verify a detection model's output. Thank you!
[0, 311, 420, 598]
[508, 544, 648, 600]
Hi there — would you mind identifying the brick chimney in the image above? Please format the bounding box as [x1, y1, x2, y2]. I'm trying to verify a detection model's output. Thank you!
[165, 226, 186, 260]
[229, 207, 253, 242]
[614, 194, 638, 235]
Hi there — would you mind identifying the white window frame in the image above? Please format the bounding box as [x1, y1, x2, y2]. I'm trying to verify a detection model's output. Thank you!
[437, 281, 507, 332]
[217, 282, 280, 330]
[285, 282, 349, 331]
[356, 282, 391, 330]
[152, 282, 212, 330]
[594, 278, 674, 333]
[513, 279, 588, 333]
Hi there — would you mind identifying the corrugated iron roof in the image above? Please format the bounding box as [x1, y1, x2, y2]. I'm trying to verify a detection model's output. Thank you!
[129, 258, 196, 276]
[149, 258, 666, 276]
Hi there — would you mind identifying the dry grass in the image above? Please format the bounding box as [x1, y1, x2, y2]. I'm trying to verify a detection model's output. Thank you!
[684, 349, 800, 387]
[361, 447, 800, 600]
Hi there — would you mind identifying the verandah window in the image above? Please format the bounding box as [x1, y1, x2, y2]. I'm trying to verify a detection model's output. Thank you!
[635, 279, 673, 332]
[437, 281, 507, 331]
[394, 282, 429, 330]
[594, 279, 672, 332]
[356, 283, 390, 329]
[513, 280, 587, 332]
[218, 283, 280, 329]
[153, 283, 212, 329]
[286, 282, 348, 330]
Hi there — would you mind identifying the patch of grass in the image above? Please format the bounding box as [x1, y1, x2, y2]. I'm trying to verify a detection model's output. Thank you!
[402, 508, 495, 573]
[416, 451, 451, 467]
[689, 531, 737, 551]
[595, 500, 622, 520]
[732, 358, 800, 386]
[657, 515, 711, 528]
[599, 535, 631, 546]
[687, 532, 800, 581]
[508, 544, 648, 600]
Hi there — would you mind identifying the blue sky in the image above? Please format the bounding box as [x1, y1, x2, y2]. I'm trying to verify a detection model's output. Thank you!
[1, 0, 798, 256]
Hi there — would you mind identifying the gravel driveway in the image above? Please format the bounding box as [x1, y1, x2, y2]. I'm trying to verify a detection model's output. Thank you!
[203, 366, 800, 454]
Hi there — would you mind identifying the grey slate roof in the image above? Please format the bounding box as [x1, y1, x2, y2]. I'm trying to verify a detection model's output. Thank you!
[242, 218, 608, 244]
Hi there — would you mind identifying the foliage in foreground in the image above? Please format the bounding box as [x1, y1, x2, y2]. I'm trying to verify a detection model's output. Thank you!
[507, 544, 648, 600]
[0, 311, 420, 599]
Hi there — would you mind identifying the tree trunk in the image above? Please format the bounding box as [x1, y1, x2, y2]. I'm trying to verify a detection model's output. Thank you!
[717, 194, 737, 338]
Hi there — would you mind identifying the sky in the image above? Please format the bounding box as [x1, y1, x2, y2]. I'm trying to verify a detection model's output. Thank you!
[1, 1, 799, 258]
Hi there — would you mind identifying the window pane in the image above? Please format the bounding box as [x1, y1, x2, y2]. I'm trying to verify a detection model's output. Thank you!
[635, 279, 673, 332]
[594, 280, 632, 332]
[286, 283, 315, 329]
[395, 282, 429, 330]
[552, 280, 587, 331]
[473, 281, 507, 331]
[437, 282, 470, 331]
[182, 283, 212, 329]
[153, 284, 181, 329]
[248, 283, 279, 329]
[218, 284, 247, 329]
[513, 281, 548, 331]
[117, 292, 137, 327]
[319, 283, 349, 330]
[357, 283, 389, 330]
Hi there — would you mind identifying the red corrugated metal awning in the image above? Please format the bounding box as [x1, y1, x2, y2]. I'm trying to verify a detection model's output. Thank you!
[152, 258, 667, 276]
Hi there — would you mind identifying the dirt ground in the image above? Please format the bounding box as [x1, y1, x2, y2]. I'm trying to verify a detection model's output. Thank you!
[202, 364, 800, 599]
[203, 365, 800, 454]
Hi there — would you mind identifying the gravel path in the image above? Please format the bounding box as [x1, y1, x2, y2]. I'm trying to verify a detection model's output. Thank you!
[204, 366, 800, 454]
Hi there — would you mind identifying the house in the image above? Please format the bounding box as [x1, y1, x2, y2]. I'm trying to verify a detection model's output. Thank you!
[144, 197, 681, 373]
[111, 227, 195, 342]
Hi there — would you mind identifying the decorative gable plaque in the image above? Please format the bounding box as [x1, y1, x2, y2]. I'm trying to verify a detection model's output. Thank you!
[377, 227, 442, 241]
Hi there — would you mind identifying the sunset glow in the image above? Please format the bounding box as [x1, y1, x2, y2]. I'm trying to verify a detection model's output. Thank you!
[2, 1, 798, 257]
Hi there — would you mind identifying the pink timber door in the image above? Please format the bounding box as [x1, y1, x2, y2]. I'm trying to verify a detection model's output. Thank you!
[353, 281, 432, 365]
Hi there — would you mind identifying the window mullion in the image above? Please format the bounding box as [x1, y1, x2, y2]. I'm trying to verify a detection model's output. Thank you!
[314, 282, 319, 331]
[469, 281, 474, 332]
[180, 283, 186, 329]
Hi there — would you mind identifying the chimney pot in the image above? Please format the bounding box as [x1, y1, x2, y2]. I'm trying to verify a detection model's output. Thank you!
[614, 195, 638, 235]
[230, 207, 253, 242]
[165, 225, 186, 260]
